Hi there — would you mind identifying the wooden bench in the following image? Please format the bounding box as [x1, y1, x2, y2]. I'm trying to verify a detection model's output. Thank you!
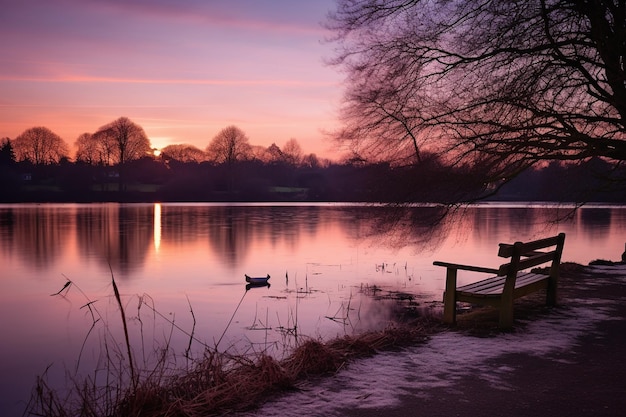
[433, 233, 566, 328]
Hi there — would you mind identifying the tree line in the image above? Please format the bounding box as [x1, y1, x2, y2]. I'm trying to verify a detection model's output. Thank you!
[1, 123, 624, 203]
[2, 117, 322, 168]
[0, 117, 335, 200]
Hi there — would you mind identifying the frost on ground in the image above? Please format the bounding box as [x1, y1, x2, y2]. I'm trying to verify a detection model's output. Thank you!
[240, 270, 625, 417]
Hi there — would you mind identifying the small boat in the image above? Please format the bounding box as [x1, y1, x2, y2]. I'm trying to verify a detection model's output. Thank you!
[246, 282, 271, 291]
[245, 274, 270, 284]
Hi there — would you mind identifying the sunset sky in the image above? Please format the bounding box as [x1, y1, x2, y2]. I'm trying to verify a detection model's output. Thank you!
[0, 0, 343, 158]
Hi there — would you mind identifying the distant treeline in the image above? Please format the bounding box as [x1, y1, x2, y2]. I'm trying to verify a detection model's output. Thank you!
[1, 153, 625, 204]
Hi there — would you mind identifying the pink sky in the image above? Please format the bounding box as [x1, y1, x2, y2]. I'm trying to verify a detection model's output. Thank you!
[0, 0, 343, 158]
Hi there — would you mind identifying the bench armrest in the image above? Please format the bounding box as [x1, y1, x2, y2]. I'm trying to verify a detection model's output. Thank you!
[433, 261, 499, 274]
[435, 260, 499, 324]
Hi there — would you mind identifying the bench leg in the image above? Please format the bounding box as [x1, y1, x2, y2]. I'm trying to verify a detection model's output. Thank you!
[546, 269, 558, 306]
[443, 268, 457, 325]
[499, 301, 514, 329]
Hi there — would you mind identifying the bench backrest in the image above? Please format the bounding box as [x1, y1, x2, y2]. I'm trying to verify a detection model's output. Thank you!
[496, 233, 566, 277]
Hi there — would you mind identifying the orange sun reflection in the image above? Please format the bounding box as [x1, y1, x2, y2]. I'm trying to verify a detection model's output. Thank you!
[154, 203, 162, 253]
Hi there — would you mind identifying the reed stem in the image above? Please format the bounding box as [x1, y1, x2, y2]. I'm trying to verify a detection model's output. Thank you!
[109, 265, 137, 390]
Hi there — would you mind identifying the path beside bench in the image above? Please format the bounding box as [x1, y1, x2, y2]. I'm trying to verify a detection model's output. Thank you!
[241, 263, 626, 417]
[338, 263, 626, 417]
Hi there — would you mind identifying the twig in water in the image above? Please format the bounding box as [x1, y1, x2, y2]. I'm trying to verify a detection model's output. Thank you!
[50, 279, 72, 296]
[80, 300, 98, 324]
[265, 307, 269, 350]
[136, 295, 147, 366]
[139, 297, 209, 349]
[75, 318, 100, 373]
[76, 300, 101, 372]
[109, 264, 137, 390]
[185, 295, 196, 359]
[215, 289, 248, 349]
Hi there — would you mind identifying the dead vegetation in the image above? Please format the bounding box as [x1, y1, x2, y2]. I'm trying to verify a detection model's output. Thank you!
[28, 322, 439, 417]
[27, 261, 597, 416]
[26, 273, 440, 417]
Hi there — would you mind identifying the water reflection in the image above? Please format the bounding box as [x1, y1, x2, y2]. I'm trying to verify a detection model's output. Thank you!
[361, 205, 451, 251]
[8, 206, 73, 270]
[154, 203, 161, 252]
[1, 203, 625, 276]
[75, 204, 153, 275]
[0, 208, 15, 258]
[2, 203, 626, 417]
[578, 207, 612, 240]
[0, 204, 351, 274]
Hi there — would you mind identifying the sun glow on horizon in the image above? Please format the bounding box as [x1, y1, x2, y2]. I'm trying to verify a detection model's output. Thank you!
[0, 0, 341, 160]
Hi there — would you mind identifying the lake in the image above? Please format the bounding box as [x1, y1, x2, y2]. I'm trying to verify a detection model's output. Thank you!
[1, 202, 625, 415]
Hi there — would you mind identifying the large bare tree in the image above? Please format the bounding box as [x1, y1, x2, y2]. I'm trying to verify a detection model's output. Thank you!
[74, 132, 115, 165]
[206, 125, 252, 165]
[93, 117, 152, 166]
[12, 127, 69, 165]
[282, 138, 303, 166]
[160, 144, 208, 163]
[91, 117, 152, 191]
[265, 143, 285, 164]
[328, 0, 626, 201]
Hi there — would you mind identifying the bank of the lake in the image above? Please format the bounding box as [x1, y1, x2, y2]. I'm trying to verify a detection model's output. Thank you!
[243, 262, 626, 417]
[24, 261, 626, 417]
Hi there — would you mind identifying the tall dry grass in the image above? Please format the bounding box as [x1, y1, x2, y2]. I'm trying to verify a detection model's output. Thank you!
[26, 275, 440, 417]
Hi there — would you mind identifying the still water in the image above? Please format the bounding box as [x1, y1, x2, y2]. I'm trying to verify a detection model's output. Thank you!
[1, 202, 625, 415]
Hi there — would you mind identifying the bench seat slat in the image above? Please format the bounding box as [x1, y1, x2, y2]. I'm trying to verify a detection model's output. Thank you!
[457, 275, 506, 293]
[457, 272, 548, 297]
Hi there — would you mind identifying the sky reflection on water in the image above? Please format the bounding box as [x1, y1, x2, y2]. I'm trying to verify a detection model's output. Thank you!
[0, 202, 625, 415]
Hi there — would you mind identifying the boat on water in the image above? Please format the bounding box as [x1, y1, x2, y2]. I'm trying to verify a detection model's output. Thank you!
[245, 274, 270, 284]
[246, 282, 270, 291]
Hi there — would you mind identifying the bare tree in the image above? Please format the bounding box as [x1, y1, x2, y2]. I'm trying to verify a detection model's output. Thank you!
[93, 117, 152, 166]
[266, 143, 284, 164]
[206, 125, 252, 165]
[249, 145, 271, 162]
[302, 153, 322, 168]
[12, 127, 69, 164]
[90, 117, 152, 191]
[74, 132, 114, 165]
[75, 133, 96, 164]
[328, 0, 626, 202]
[161, 144, 207, 163]
[282, 138, 303, 166]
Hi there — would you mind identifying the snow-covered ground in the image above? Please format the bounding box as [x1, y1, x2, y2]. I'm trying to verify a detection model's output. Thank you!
[241, 267, 626, 417]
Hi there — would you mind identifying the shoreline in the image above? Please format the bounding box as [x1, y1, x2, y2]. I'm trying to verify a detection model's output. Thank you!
[21, 262, 626, 416]
[239, 262, 626, 416]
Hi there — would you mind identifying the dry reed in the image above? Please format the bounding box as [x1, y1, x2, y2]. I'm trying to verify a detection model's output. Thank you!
[27, 277, 440, 417]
